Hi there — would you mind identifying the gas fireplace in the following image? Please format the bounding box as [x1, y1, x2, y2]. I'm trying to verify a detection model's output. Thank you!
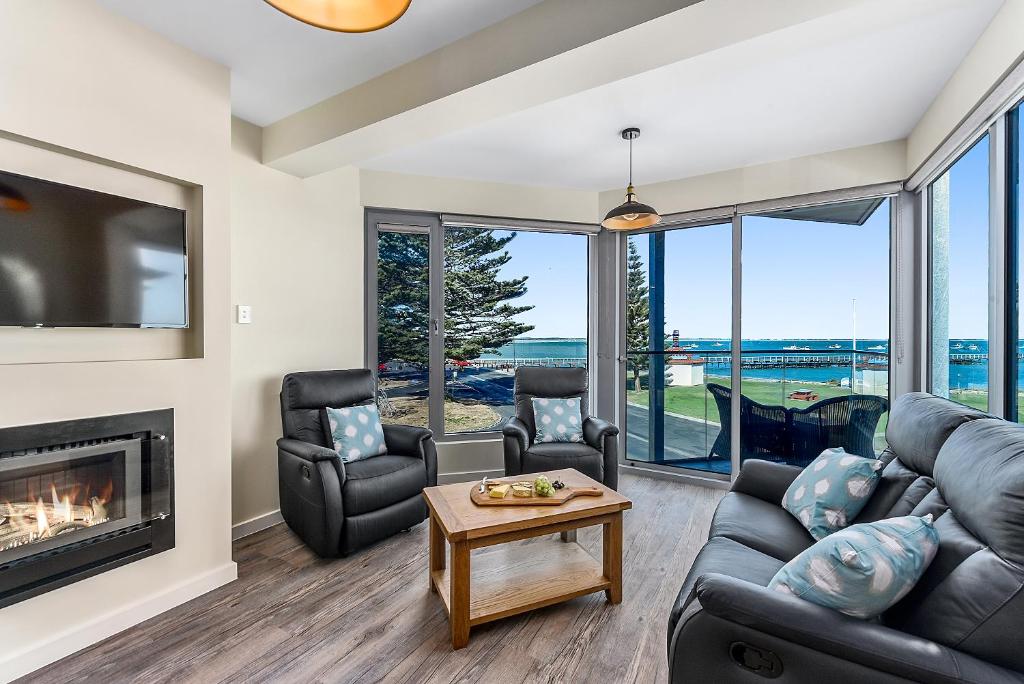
[0, 410, 173, 608]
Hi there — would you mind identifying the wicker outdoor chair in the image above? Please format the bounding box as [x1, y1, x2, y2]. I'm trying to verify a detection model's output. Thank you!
[706, 383, 888, 468]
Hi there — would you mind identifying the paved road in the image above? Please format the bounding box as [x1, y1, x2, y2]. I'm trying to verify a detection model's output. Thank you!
[625, 403, 721, 463]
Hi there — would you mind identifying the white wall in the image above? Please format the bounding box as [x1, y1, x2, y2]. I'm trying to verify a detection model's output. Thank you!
[230, 118, 363, 526]
[0, 2, 234, 680]
[907, 0, 1024, 173]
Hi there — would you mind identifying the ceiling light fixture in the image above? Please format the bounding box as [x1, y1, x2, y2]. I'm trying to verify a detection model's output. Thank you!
[264, 0, 412, 33]
[602, 127, 661, 231]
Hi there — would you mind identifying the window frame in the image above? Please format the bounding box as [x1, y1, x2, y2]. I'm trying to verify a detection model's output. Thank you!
[365, 208, 597, 441]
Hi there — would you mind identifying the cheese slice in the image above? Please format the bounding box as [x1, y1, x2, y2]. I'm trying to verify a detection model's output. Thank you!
[511, 484, 532, 498]
[489, 484, 511, 499]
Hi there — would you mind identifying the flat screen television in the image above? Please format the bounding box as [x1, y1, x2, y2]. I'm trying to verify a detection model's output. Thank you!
[0, 169, 187, 328]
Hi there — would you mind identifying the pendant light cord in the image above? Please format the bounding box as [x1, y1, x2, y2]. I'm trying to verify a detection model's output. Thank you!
[628, 136, 633, 187]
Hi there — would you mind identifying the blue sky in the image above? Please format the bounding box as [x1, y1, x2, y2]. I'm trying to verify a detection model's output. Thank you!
[629, 200, 892, 340]
[944, 134, 990, 339]
[497, 230, 589, 338]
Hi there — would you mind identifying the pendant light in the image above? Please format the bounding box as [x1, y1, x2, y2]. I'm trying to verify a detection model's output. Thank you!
[264, 0, 412, 33]
[602, 127, 661, 231]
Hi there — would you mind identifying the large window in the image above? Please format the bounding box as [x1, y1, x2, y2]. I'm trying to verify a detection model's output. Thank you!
[742, 199, 891, 464]
[376, 227, 431, 428]
[369, 213, 592, 437]
[929, 135, 990, 411]
[443, 227, 589, 433]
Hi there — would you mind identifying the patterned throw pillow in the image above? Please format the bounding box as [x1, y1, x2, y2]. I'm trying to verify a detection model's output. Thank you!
[768, 515, 940, 619]
[322, 405, 387, 463]
[783, 448, 883, 541]
[532, 397, 584, 443]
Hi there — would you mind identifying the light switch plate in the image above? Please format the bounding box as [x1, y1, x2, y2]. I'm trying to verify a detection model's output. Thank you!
[236, 305, 252, 324]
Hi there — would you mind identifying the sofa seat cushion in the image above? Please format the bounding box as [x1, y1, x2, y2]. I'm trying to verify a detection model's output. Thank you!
[342, 454, 426, 516]
[668, 536, 785, 650]
[710, 491, 814, 561]
[522, 443, 603, 482]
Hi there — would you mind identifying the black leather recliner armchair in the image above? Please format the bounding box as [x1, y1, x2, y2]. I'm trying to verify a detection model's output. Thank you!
[277, 369, 437, 556]
[501, 367, 619, 490]
[669, 393, 1024, 683]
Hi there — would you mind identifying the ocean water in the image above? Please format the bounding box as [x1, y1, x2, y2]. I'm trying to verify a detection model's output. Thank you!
[481, 337, 1000, 389]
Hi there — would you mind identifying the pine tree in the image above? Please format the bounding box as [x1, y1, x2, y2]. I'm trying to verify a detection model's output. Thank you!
[626, 238, 650, 391]
[377, 231, 430, 367]
[444, 228, 534, 361]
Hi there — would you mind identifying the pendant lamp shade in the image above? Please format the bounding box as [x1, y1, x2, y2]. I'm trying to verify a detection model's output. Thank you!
[602, 128, 661, 231]
[264, 0, 412, 33]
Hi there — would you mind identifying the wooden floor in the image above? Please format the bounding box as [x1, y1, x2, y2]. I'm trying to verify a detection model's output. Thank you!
[20, 472, 723, 684]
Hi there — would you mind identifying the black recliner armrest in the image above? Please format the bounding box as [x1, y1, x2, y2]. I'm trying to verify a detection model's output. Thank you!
[382, 423, 432, 457]
[730, 459, 802, 504]
[383, 423, 437, 486]
[277, 438, 341, 463]
[502, 417, 530, 452]
[583, 416, 619, 449]
[694, 573, 1024, 684]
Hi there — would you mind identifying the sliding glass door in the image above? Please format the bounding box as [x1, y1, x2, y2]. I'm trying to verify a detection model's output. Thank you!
[624, 194, 894, 478]
[624, 222, 733, 475]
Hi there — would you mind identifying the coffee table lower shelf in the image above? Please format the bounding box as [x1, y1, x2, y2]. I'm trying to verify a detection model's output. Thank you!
[431, 542, 610, 628]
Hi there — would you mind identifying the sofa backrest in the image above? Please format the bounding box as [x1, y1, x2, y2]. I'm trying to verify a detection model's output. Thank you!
[882, 418, 1024, 672]
[280, 369, 376, 446]
[513, 367, 589, 440]
[854, 392, 989, 523]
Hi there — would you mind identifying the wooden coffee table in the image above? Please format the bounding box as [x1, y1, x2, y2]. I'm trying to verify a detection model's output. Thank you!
[422, 468, 632, 649]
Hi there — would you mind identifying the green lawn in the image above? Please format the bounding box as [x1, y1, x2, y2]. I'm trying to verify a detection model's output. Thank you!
[627, 377, 889, 446]
[627, 377, 869, 423]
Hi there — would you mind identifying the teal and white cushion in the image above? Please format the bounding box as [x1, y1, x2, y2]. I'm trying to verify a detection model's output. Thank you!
[783, 448, 883, 540]
[532, 397, 584, 443]
[323, 404, 387, 463]
[768, 515, 940, 619]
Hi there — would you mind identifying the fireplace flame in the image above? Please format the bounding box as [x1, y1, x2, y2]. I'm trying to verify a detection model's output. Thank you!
[2, 478, 116, 552]
[35, 498, 49, 538]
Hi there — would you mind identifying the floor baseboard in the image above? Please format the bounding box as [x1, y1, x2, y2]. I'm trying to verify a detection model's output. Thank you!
[232, 510, 284, 541]
[1, 561, 237, 684]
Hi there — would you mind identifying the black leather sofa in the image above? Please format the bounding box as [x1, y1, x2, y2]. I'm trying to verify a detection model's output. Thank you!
[277, 369, 437, 556]
[501, 367, 620, 489]
[669, 392, 1024, 683]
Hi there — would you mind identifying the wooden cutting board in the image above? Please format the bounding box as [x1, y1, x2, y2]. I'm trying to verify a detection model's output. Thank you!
[470, 482, 604, 506]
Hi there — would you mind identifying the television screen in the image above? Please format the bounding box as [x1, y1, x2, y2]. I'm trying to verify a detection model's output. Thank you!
[0, 170, 187, 328]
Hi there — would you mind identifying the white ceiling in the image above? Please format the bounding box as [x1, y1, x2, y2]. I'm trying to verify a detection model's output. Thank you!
[361, 0, 1004, 191]
[97, 0, 546, 126]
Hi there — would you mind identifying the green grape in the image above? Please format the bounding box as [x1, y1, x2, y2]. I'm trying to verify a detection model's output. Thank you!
[533, 475, 554, 497]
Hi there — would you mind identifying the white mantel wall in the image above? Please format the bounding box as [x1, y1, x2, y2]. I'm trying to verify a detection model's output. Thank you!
[0, 2, 234, 680]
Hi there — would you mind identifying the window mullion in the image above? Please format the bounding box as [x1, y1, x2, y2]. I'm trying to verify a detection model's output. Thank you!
[428, 216, 445, 437]
[990, 119, 1008, 417]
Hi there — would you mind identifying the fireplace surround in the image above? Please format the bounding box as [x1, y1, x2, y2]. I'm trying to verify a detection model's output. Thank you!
[0, 410, 174, 608]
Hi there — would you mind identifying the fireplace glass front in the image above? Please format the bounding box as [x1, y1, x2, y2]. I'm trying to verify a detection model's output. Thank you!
[1, 440, 143, 565]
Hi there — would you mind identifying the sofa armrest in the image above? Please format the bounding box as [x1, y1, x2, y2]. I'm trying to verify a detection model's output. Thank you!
[277, 438, 341, 463]
[382, 423, 437, 486]
[694, 573, 1024, 684]
[730, 459, 802, 504]
[583, 416, 619, 449]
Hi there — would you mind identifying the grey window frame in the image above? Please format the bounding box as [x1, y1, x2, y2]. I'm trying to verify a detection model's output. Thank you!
[365, 208, 598, 442]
